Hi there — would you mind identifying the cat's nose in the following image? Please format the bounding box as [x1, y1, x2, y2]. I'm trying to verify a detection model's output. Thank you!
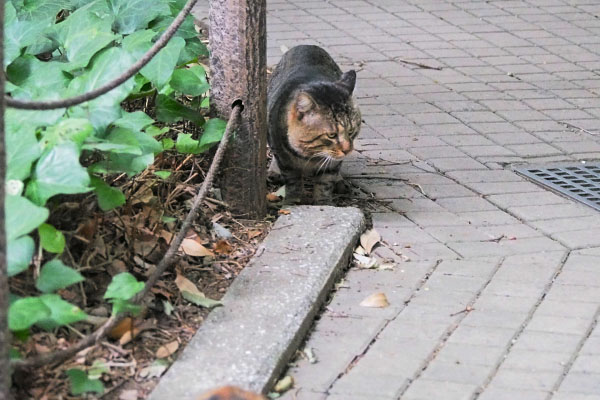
[341, 142, 353, 154]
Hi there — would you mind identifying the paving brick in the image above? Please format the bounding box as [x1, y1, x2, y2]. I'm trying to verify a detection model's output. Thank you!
[489, 368, 562, 391]
[420, 361, 492, 385]
[401, 380, 477, 400]
[486, 191, 570, 208]
[559, 371, 600, 394]
[479, 386, 551, 400]
[551, 228, 600, 249]
[507, 203, 594, 221]
[463, 181, 542, 195]
[429, 157, 489, 172]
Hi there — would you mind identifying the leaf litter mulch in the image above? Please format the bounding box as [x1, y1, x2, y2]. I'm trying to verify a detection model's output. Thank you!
[10, 135, 273, 399]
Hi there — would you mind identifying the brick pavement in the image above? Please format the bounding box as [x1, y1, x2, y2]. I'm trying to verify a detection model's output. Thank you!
[194, 1, 600, 398]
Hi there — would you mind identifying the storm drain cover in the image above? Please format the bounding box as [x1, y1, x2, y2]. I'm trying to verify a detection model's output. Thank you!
[515, 163, 600, 211]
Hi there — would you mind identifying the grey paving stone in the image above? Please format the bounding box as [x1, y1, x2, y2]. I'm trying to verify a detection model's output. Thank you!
[531, 215, 600, 235]
[447, 236, 566, 258]
[551, 228, 600, 249]
[401, 379, 478, 400]
[489, 368, 562, 391]
[457, 210, 520, 226]
[420, 361, 492, 385]
[464, 181, 542, 196]
[446, 169, 525, 183]
[477, 387, 550, 400]
[502, 346, 570, 373]
[507, 203, 594, 221]
[428, 156, 492, 172]
[512, 331, 582, 354]
[486, 191, 570, 208]
[558, 371, 600, 394]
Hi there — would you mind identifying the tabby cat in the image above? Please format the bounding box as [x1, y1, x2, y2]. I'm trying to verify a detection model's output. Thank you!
[267, 45, 361, 204]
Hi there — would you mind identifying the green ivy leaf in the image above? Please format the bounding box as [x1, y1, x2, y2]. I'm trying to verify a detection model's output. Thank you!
[155, 94, 205, 127]
[180, 290, 222, 309]
[169, 65, 209, 97]
[6, 195, 49, 241]
[175, 134, 201, 154]
[6, 122, 40, 181]
[15, 0, 73, 22]
[94, 128, 162, 176]
[104, 272, 144, 301]
[4, 2, 48, 67]
[90, 176, 126, 211]
[111, 299, 142, 316]
[38, 223, 66, 254]
[54, 0, 118, 70]
[8, 297, 50, 331]
[26, 142, 91, 205]
[37, 294, 87, 329]
[153, 171, 171, 179]
[88, 360, 109, 380]
[161, 138, 174, 150]
[67, 369, 105, 396]
[198, 118, 227, 152]
[7, 236, 34, 277]
[68, 47, 136, 132]
[36, 260, 84, 293]
[6, 56, 69, 100]
[108, 0, 170, 34]
[121, 29, 155, 59]
[140, 36, 185, 88]
[40, 118, 93, 151]
[146, 125, 169, 137]
[113, 111, 154, 132]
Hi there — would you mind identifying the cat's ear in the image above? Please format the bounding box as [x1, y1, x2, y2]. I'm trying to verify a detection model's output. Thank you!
[339, 70, 357, 93]
[295, 92, 316, 115]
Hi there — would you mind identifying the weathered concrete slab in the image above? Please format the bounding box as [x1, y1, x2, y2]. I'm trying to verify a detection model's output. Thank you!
[149, 206, 364, 399]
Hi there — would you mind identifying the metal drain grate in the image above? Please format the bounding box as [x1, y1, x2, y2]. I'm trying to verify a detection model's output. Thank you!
[515, 163, 600, 212]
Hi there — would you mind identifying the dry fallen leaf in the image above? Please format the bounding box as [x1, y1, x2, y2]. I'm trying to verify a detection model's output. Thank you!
[360, 229, 381, 255]
[175, 273, 222, 308]
[108, 317, 134, 340]
[266, 193, 280, 202]
[273, 375, 294, 393]
[213, 239, 233, 254]
[360, 292, 390, 308]
[156, 340, 179, 358]
[248, 230, 262, 239]
[180, 238, 214, 257]
[353, 253, 377, 269]
[278, 209, 291, 215]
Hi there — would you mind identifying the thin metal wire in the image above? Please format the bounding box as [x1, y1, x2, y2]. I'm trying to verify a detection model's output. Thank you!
[5, 0, 199, 110]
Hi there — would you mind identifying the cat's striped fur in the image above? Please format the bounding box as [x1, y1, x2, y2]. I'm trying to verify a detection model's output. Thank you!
[267, 45, 361, 204]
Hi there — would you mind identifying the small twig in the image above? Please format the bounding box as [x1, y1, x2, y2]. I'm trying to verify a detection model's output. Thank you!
[394, 58, 442, 70]
[560, 121, 600, 136]
[11, 105, 242, 371]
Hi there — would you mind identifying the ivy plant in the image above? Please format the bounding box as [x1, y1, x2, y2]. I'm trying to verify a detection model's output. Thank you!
[4, 0, 223, 334]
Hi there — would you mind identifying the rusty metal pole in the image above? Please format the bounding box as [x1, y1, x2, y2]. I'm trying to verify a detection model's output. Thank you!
[209, 0, 267, 218]
[0, 1, 10, 398]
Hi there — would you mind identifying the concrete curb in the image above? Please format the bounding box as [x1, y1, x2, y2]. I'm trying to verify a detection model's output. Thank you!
[149, 206, 364, 399]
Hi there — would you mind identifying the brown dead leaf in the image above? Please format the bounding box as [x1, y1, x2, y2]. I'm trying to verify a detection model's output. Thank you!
[278, 209, 291, 215]
[156, 340, 179, 358]
[119, 319, 155, 345]
[160, 230, 173, 243]
[108, 317, 134, 340]
[359, 292, 389, 308]
[180, 238, 214, 257]
[76, 217, 98, 241]
[175, 273, 204, 298]
[213, 239, 232, 254]
[247, 230, 262, 239]
[360, 229, 381, 255]
[109, 260, 128, 276]
[266, 193, 281, 202]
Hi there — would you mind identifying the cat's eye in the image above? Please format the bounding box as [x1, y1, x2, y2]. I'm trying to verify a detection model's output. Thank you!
[326, 132, 337, 139]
